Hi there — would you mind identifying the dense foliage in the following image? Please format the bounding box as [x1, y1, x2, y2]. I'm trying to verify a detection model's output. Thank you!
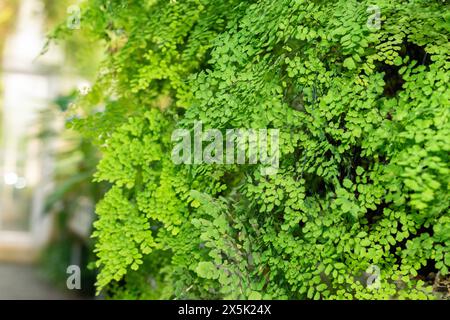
[66, 0, 449, 299]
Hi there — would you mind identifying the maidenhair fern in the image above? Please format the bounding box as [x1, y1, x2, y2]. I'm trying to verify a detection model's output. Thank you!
[66, 0, 449, 299]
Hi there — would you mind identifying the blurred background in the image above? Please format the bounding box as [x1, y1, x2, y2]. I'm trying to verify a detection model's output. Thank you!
[0, 0, 102, 299]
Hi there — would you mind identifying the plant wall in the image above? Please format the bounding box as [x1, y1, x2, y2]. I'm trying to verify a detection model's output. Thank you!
[62, 0, 449, 299]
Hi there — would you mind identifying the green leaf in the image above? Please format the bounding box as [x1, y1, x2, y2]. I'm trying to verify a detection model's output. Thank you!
[356, 166, 364, 176]
[307, 287, 314, 299]
[196, 262, 218, 280]
[343, 57, 356, 70]
[343, 179, 353, 189]
[248, 291, 262, 300]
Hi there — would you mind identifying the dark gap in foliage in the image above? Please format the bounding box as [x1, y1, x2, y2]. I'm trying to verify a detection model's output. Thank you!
[401, 42, 432, 67]
[339, 145, 364, 182]
[338, 160, 349, 184]
[392, 224, 434, 263]
[175, 106, 186, 118]
[379, 154, 389, 165]
[221, 171, 240, 189]
[378, 63, 405, 97]
[293, 223, 304, 238]
[414, 224, 434, 237]
[112, 278, 127, 293]
[303, 173, 327, 197]
[283, 82, 305, 112]
[364, 201, 389, 226]
[199, 47, 214, 71]
[338, 114, 347, 130]
[323, 149, 333, 160]
[417, 259, 439, 281]
[324, 133, 340, 147]
[176, 22, 198, 53]
[377, 42, 431, 97]
[349, 145, 368, 181]
[390, 228, 410, 262]
[351, 146, 371, 172]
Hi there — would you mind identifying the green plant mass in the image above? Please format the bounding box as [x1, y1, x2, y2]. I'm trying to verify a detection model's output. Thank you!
[66, 0, 449, 299]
